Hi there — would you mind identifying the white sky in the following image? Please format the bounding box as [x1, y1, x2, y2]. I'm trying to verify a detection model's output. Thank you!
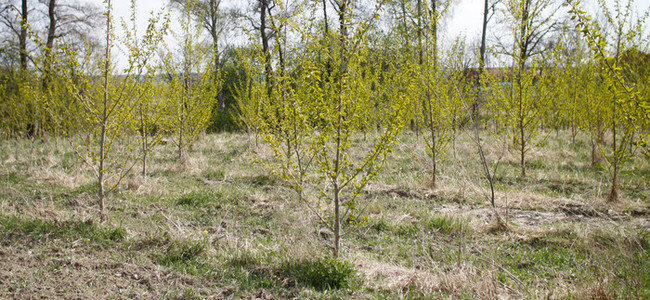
[447, 0, 650, 38]
[108, 0, 650, 64]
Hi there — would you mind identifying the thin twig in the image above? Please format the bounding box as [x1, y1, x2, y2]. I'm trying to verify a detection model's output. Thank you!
[159, 210, 184, 235]
[475, 248, 526, 291]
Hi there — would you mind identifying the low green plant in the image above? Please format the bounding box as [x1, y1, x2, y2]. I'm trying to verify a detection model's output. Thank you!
[424, 214, 468, 235]
[154, 238, 207, 266]
[176, 190, 220, 207]
[396, 223, 418, 237]
[0, 173, 23, 185]
[61, 151, 77, 170]
[0, 215, 126, 247]
[281, 257, 359, 291]
[370, 218, 391, 233]
[202, 168, 225, 181]
[228, 250, 263, 269]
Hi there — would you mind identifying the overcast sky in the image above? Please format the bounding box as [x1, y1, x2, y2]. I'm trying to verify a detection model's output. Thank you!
[109, 0, 650, 66]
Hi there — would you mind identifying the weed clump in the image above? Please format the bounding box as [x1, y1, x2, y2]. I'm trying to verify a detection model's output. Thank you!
[281, 257, 359, 291]
[176, 190, 220, 207]
[155, 239, 207, 266]
[370, 218, 391, 232]
[202, 168, 225, 181]
[424, 214, 468, 235]
[396, 223, 418, 237]
[0, 215, 126, 247]
[0, 172, 23, 184]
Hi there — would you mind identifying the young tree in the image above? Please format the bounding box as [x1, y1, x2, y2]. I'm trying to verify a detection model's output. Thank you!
[234, 45, 265, 140]
[472, 0, 500, 120]
[566, 0, 649, 202]
[405, 0, 454, 188]
[498, 0, 559, 177]
[121, 1, 169, 176]
[242, 0, 414, 257]
[62, 0, 168, 221]
[169, 0, 232, 117]
[161, 0, 218, 161]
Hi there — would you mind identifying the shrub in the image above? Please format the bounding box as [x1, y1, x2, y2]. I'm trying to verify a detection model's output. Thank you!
[282, 257, 359, 290]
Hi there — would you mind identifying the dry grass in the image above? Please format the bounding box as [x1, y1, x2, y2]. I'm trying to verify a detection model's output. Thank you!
[0, 129, 647, 299]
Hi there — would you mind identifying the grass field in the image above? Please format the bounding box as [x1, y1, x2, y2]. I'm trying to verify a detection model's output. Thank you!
[0, 130, 648, 299]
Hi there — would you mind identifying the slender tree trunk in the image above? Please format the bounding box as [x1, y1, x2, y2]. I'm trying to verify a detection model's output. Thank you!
[179, 36, 190, 161]
[571, 84, 578, 147]
[591, 138, 597, 166]
[319, 0, 331, 125]
[517, 0, 530, 178]
[426, 91, 437, 188]
[518, 73, 526, 177]
[431, 128, 437, 187]
[19, 0, 28, 71]
[414, 0, 422, 139]
[214, 39, 224, 114]
[474, 0, 489, 120]
[431, 1, 437, 68]
[608, 163, 619, 202]
[179, 114, 184, 160]
[138, 98, 149, 176]
[43, 0, 57, 90]
[452, 118, 457, 159]
[99, 0, 113, 222]
[332, 0, 349, 258]
[417, 0, 423, 65]
[322, 0, 331, 76]
[469, 0, 496, 207]
[608, 95, 619, 202]
[333, 180, 341, 257]
[140, 106, 148, 176]
[142, 140, 148, 176]
[259, 0, 272, 97]
[418, 0, 439, 188]
[469, 108, 496, 208]
[431, 0, 438, 186]
[210, 2, 224, 114]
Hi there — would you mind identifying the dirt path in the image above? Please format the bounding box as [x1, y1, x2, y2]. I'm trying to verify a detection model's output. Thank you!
[378, 186, 650, 230]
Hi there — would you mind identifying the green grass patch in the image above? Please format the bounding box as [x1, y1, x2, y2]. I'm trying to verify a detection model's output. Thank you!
[51, 183, 98, 202]
[152, 238, 217, 278]
[395, 223, 418, 237]
[154, 238, 207, 266]
[369, 218, 391, 233]
[0, 172, 23, 184]
[0, 215, 126, 247]
[176, 190, 222, 207]
[423, 214, 468, 235]
[281, 257, 359, 291]
[61, 151, 78, 170]
[217, 250, 282, 292]
[238, 174, 276, 186]
[202, 168, 225, 181]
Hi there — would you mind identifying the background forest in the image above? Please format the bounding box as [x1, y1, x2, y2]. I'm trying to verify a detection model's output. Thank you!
[0, 0, 648, 298]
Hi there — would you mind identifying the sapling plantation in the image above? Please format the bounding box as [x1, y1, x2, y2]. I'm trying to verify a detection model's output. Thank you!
[0, 0, 648, 298]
